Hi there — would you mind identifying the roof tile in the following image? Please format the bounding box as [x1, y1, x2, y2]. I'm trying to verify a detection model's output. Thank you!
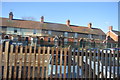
[0, 17, 105, 35]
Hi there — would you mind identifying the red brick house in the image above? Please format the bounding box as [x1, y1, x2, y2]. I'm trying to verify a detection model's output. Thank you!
[0, 12, 106, 48]
[106, 26, 120, 48]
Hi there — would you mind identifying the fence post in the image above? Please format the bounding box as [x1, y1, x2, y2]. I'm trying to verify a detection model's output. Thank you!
[64, 47, 67, 78]
[27, 46, 32, 79]
[3, 41, 9, 79]
[85, 49, 88, 78]
[50, 47, 55, 79]
[8, 45, 13, 79]
[18, 45, 23, 79]
[109, 50, 112, 79]
[81, 48, 84, 79]
[117, 49, 120, 79]
[55, 47, 58, 78]
[13, 45, 18, 79]
[113, 50, 116, 79]
[0, 44, 2, 80]
[68, 46, 71, 78]
[37, 47, 41, 79]
[97, 49, 100, 78]
[101, 50, 104, 78]
[32, 43, 36, 79]
[89, 49, 92, 78]
[105, 50, 108, 79]
[72, 48, 76, 78]
[46, 47, 50, 78]
[60, 48, 63, 78]
[93, 49, 96, 78]
[41, 47, 45, 78]
[23, 46, 28, 79]
[77, 48, 80, 78]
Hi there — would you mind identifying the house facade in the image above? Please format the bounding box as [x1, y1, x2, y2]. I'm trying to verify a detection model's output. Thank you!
[0, 12, 106, 48]
[106, 26, 120, 48]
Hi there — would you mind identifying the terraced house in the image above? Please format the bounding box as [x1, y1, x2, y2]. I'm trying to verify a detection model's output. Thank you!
[0, 12, 106, 48]
[106, 26, 120, 48]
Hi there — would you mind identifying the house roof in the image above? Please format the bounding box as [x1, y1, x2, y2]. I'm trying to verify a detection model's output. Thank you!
[70, 25, 105, 35]
[0, 17, 105, 35]
[112, 30, 120, 36]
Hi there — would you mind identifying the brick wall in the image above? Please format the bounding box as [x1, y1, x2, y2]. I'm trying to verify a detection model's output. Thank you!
[107, 31, 118, 42]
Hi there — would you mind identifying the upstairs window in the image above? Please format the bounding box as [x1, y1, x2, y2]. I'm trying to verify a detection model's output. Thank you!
[44, 30, 48, 34]
[48, 30, 52, 35]
[107, 36, 111, 40]
[74, 39, 78, 45]
[14, 30, 17, 33]
[2, 26, 7, 31]
[88, 34, 92, 39]
[33, 29, 36, 34]
[48, 38, 51, 42]
[102, 35, 106, 40]
[99, 35, 103, 39]
[64, 38, 68, 44]
[64, 32, 68, 37]
[74, 33, 78, 38]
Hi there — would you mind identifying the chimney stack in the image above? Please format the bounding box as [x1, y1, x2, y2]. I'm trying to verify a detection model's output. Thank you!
[88, 23, 92, 28]
[9, 12, 13, 20]
[109, 26, 113, 31]
[66, 19, 70, 26]
[40, 16, 44, 23]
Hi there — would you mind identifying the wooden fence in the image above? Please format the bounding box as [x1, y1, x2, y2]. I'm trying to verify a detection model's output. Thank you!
[0, 41, 120, 79]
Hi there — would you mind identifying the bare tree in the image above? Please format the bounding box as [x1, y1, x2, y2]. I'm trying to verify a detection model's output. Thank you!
[21, 16, 36, 21]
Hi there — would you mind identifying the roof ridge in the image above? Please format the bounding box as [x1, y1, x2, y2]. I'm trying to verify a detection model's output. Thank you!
[1, 17, 105, 35]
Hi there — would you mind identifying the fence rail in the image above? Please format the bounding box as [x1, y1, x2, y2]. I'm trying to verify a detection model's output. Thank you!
[0, 41, 120, 79]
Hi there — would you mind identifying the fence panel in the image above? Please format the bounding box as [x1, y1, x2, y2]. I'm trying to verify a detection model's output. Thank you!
[0, 41, 120, 79]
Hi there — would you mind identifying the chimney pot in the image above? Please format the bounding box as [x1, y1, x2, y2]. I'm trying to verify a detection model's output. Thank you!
[66, 19, 70, 26]
[41, 16, 44, 23]
[109, 26, 113, 30]
[9, 12, 13, 20]
[88, 23, 92, 28]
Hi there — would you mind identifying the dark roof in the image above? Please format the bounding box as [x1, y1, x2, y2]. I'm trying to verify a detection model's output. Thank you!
[0, 17, 105, 35]
[112, 30, 120, 36]
[70, 25, 105, 35]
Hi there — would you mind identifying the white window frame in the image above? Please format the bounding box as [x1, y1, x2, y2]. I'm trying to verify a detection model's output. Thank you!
[99, 35, 102, 39]
[64, 32, 68, 37]
[74, 33, 78, 38]
[74, 39, 78, 45]
[89, 34, 92, 39]
[64, 38, 68, 44]
[33, 29, 37, 34]
[48, 30, 52, 35]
